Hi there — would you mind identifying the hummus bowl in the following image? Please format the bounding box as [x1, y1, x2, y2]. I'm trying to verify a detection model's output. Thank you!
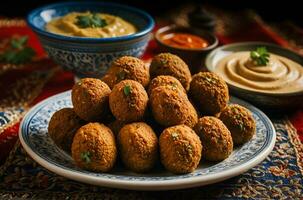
[27, 1, 154, 78]
[205, 42, 303, 110]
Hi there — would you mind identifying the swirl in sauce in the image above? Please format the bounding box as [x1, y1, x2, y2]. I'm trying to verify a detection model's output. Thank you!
[214, 52, 303, 94]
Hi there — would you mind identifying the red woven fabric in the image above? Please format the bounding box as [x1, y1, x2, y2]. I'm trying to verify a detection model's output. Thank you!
[0, 123, 19, 162]
[0, 25, 45, 57]
[290, 111, 303, 141]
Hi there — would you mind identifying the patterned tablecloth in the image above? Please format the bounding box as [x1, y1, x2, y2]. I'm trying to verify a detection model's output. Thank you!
[0, 8, 303, 199]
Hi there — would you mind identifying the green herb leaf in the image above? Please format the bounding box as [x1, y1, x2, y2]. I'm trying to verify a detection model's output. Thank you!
[123, 85, 132, 96]
[76, 15, 91, 28]
[250, 47, 270, 66]
[203, 76, 216, 84]
[0, 47, 35, 64]
[171, 132, 179, 140]
[238, 123, 244, 131]
[116, 70, 126, 81]
[0, 36, 36, 65]
[186, 143, 193, 154]
[75, 13, 108, 28]
[171, 82, 178, 90]
[80, 151, 91, 164]
[160, 59, 168, 65]
[11, 36, 28, 49]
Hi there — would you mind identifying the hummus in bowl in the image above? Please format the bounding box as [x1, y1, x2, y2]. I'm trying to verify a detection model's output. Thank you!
[46, 12, 137, 38]
[26, 2, 154, 78]
[206, 42, 303, 110]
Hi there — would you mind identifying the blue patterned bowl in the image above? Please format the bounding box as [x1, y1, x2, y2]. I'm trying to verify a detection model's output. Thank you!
[27, 2, 154, 78]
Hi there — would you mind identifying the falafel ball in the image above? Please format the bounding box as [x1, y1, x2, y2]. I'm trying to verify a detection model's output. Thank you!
[118, 122, 158, 172]
[109, 80, 148, 122]
[147, 75, 186, 96]
[150, 86, 198, 128]
[159, 125, 202, 174]
[219, 104, 256, 145]
[48, 108, 84, 153]
[72, 78, 111, 122]
[150, 53, 191, 90]
[190, 72, 229, 116]
[71, 123, 117, 172]
[101, 56, 150, 89]
[194, 116, 233, 161]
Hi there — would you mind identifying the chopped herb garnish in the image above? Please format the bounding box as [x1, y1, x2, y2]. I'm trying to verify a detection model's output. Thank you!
[123, 85, 132, 96]
[11, 36, 28, 49]
[235, 114, 241, 120]
[128, 102, 136, 108]
[75, 13, 108, 28]
[238, 123, 244, 131]
[80, 151, 91, 164]
[171, 132, 179, 140]
[205, 77, 212, 82]
[0, 36, 35, 64]
[116, 70, 126, 81]
[250, 47, 270, 66]
[160, 59, 168, 65]
[203, 76, 216, 84]
[171, 82, 178, 90]
[230, 106, 237, 112]
[234, 114, 245, 131]
[186, 143, 193, 154]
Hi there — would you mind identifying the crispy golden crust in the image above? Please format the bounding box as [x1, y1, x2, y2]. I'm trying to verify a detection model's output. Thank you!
[159, 125, 202, 174]
[190, 72, 229, 116]
[118, 122, 158, 172]
[101, 56, 150, 89]
[194, 116, 233, 161]
[150, 53, 191, 90]
[48, 108, 84, 153]
[109, 80, 148, 122]
[71, 123, 117, 172]
[72, 78, 111, 122]
[147, 75, 186, 96]
[219, 104, 256, 145]
[150, 86, 198, 128]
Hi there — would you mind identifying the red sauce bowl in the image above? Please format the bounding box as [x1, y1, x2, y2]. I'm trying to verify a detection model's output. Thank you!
[155, 25, 218, 73]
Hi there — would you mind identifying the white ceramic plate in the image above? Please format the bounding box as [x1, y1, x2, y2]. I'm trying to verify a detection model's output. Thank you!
[19, 90, 275, 191]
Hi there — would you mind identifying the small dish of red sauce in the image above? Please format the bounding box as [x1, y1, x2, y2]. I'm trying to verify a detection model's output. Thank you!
[155, 25, 218, 73]
[161, 33, 209, 49]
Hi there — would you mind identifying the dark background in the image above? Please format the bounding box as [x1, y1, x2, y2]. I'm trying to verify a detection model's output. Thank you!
[1, 0, 302, 26]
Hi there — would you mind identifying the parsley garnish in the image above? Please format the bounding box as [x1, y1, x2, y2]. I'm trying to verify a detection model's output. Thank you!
[202, 76, 216, 84]
[11, 36, 28, 49]
[171, 132, 179, 140]
[0, 36, 35, 65]
[160, 59, 168, 65]
[186, 143, 193, 154]
[116, 70, 126, 81]
[80, 151, 91, 164]
[250, 47, 270, 66]
[123, 85, 132, 96]
[75, 13, 108, 28]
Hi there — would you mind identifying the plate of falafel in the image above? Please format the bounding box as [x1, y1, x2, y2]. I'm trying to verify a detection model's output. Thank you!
[19, 53, 276, 190]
